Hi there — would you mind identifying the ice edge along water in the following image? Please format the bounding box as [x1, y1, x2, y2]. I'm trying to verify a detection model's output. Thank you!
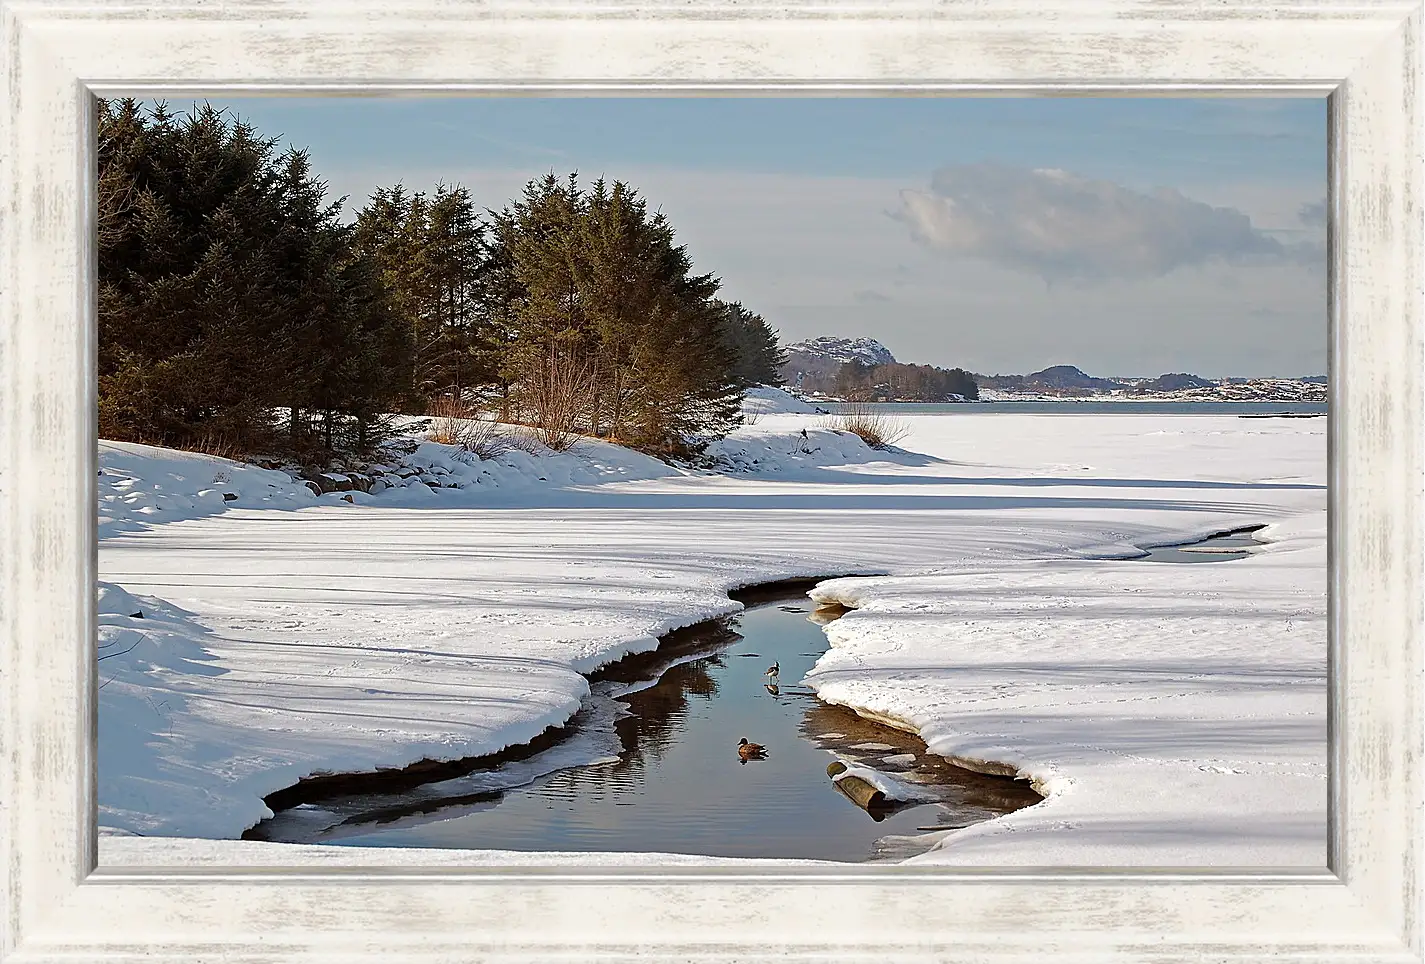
[95, 388, 1327, 867]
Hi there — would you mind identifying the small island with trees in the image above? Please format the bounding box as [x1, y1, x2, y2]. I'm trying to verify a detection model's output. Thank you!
[778, 336, 980, 403]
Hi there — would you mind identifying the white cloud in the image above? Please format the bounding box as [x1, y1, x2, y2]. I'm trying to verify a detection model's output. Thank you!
[894, 165, 1316, 283]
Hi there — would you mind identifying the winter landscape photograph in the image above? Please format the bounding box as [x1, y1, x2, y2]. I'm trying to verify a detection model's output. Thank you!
[96, 95, 1328, 867]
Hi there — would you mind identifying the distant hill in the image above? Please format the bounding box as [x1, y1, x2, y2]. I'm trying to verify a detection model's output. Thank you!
[777, 336, 976, 401]
[976, 364, 1327, 402]
[780, 337, 897, 389]
[977, 364, 1126, 396]
[1025, 365, 1126, 392]
[785, 336, 896, 368]
[1133, 372, 1217, 393]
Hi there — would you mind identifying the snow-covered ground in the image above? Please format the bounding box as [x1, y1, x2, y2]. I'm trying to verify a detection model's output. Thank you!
[739, 385, 826, 415]
[96, 398, 1326, 866]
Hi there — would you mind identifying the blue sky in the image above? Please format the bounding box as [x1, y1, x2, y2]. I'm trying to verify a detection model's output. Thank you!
[219, 96, 1328, 377]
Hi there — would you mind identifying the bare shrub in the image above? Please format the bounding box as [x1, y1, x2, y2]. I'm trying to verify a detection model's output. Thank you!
[503, 426, 549, 456]
[740, 409, 762, 427]
[826, 403, 910, 450]
[187, 433, 244, 462]
[424, 397, 511, 460]
[519, 349, 592, 453]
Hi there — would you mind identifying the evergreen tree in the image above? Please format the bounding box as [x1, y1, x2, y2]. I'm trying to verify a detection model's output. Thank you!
[490, 174, 593, 444]
[100, 102, 756, 460]
[99, 100, 292, 447]
[355, 182, 495, 408]
[835, 360, 875, 401]
[422, 184, 487, 400]
[97, 99, 408, 457]
[715, 301, 786, 388]
[488, 173, 742, 454]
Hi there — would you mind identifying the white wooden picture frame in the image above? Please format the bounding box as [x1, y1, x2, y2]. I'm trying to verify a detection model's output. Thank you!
[1, 1, 1421, 960]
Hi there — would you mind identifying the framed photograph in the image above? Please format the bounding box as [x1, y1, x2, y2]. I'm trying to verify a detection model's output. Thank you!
[1, 1, 1420, 961]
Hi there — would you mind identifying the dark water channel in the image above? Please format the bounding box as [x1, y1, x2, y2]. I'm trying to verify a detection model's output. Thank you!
[1137, 525, 1266, 563]
[250, 585, 1042, 862]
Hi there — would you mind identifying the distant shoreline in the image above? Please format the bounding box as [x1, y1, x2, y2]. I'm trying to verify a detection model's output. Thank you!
[813, 398, 1328, 416]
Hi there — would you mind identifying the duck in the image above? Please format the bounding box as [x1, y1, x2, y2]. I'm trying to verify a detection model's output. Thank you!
[764, 662, 779, 680]
[764, 683, 780, 697]
[737, 738, 767, 762]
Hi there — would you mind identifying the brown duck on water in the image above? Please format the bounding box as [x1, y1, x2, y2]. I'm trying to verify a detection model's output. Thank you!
[737, 738, 767, 763]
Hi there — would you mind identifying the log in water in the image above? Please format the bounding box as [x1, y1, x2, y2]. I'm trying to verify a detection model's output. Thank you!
[827, 761, 889, 812]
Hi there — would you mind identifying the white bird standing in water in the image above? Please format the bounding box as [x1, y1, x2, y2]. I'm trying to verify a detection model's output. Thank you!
[764, 661, 779, 681]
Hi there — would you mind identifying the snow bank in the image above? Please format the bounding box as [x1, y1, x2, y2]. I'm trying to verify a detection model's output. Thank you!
[97, 413, 1326, 866]
[97, 583, 588, 838]
[368, 436, 675, 507]
[740, 385, 824, 415]
[703, 423, 920, 476]
[805, 532, 1325, 866]
[99, 441, 317, 537]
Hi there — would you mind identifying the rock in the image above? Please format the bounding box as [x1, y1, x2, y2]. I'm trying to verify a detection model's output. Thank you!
[302, 481, 321, 497]
[222, 493, 238, 502]
[341, 494, 354, 503]
[346, 473, 372, 493]
[370, 480, 389, 494]
[319, 472, 354, 492]
[395, 467, 421, 479]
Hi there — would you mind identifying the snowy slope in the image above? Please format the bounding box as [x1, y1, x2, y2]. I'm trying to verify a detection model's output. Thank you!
[99, 441, 319, 538]
[807, 514, 1324, 866]
[784, 336, 896, 367]
[740, 386, 824, 415]
[97, 413, 1326, 866]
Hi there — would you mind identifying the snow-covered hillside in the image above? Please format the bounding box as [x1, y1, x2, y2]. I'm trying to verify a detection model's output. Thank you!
[783, 336, 896, 368]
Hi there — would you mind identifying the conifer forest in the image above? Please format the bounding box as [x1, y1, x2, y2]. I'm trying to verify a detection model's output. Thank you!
[97, 99, 787, 460]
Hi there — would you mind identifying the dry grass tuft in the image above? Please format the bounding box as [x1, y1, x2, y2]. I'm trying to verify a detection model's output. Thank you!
[424, 398, 512, 460]
[187, 434, 244, 462]
[825, 403, 910, 450]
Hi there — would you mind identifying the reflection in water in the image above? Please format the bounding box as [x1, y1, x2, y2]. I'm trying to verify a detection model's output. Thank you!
[250, 587, 1041, 862]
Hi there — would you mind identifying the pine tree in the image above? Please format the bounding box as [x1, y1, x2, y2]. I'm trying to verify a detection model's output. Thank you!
[97, 99, 409, 458]
[99, 100, 293, 448]
[487, 172, 743, 455]
[714, 301, 787, 388]
[353, 181, 491, 409]
[491, 173, 595, 442]
[422, 183, 486, 401]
